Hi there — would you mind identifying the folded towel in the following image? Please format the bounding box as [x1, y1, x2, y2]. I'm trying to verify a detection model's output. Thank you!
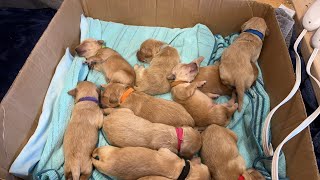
[11, 15, 286, 179]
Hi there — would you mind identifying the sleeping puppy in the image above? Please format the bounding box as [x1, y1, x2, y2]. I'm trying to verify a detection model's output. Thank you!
[92, 146, 211, 180]
[169, 57, 238, 128]
[63, 81, 103, 180]
[219, 17, 268, 111]
[100, 82, 195, 127]
[134, 39, 180, 95]
[103, 108, 201, 158]
[168, 61, 232, 96]
[201, 124, 265, 180]
[75, 38, 135, 86]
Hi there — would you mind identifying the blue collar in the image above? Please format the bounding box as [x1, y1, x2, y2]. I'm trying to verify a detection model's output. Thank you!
[78, 96, 99, 104]
[244, 29, 264, 40]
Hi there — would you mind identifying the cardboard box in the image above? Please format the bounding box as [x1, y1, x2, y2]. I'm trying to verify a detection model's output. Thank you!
[0, 0, 319, 179]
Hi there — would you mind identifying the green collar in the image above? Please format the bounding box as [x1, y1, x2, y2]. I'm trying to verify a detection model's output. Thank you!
[101, 45, 107, 48]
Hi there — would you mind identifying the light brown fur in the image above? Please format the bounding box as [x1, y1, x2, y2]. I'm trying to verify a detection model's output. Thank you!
[103, 108, 201, 158]
[92, 147, 211, 180]
[167, 62, 232, 96]
[219, 17, 268, 111]
[63, 81, 104, 180]
[201, 124, 265, 180]
[100, 82, 195, 127]
[134, 39, 180, 95]
[138, 176, 172, 180]
[75, 38, 135, 86]
[170, 57, 238, 128]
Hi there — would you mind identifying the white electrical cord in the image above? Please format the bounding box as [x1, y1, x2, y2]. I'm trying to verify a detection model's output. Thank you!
[272, 47, 319, 180]
[262, 29, 307, 157]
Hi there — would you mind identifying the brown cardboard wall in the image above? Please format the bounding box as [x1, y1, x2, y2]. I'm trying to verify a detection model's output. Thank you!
[0, 0, 84, 178]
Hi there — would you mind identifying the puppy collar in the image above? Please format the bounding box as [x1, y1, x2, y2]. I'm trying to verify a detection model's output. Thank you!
[120, 88, 134, 103]
[244, 29, 264, 40]
[176, 127, 184, 153]
[238, 175, 245, 180]
[177, 159, 191, 180]
[78, 96, 99, 104]
[171, 80, 188, 88]
[101, 45, 107, 48]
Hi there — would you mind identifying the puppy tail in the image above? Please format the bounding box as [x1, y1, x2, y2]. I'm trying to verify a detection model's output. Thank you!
[235, 81, 245, 112]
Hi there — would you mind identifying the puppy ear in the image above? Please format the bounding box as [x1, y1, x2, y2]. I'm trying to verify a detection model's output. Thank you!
[241, 21, 248, 31]
[191, 157, 201, 164]
[192, 56, 204, 66]
[189, 62, 198, 73]
[167, 74, 176, 80]
[68, 88, 77, 97]
[97, 40, 104, 45]
[265, 27, 270, 36]
[96, 88, 101, 95]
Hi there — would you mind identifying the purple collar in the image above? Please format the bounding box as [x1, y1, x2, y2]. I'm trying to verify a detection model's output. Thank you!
[78, 96, 99, 104]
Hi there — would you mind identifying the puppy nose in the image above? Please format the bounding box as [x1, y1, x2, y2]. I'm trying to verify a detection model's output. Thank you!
[75, 47, 80, 53]
[94, 155, 100, 160]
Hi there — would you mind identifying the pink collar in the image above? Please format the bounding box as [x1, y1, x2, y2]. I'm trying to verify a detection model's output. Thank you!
[238, 175, 245, 180]
[176, 127, 184, 152]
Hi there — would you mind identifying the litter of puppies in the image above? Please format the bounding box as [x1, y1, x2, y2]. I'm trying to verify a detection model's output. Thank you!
[64, 17, 268, 180]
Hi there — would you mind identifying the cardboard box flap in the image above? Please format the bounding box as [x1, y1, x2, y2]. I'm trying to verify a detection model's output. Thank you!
[81, 0, 270, 35]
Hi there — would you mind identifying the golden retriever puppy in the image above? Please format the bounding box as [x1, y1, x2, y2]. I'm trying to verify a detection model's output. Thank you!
[219, 17, 268, 111]
[169, 57, 238, 128]
[63, 81, 104, 180]
[100, 82, 195, 127]
[75, 38, 135, 86]
[134, 39, 179, 95]
[103, 108, 201, 158]
[92, 146, 211, 180]
[201, 124, 265, 180]
[167, 62, 232, 96]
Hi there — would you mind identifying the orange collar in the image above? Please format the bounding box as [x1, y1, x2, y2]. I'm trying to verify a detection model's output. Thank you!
[120, 88, 134, 103]
[171, 80, 188, 88]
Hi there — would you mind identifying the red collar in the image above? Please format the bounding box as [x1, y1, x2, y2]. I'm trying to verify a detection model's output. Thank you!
[238, 175, 245, 180]
[176, 127, 184, 152]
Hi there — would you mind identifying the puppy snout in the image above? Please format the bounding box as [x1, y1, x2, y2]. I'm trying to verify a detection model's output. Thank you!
[75, 47, 86, 55]
[92, 149, 100, 159]
[136, 50, 144, 62]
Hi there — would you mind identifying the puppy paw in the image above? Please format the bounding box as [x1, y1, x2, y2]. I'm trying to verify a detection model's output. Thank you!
[134, 64, 140, 70]
[197, 81, 206, 87]
[206, 93, 220, 99]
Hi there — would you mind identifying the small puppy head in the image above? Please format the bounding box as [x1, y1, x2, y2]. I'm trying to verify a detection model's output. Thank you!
[167, 56, 204, 82]
[137, 39, 165, 63]
[75, 38, 105, 58]
[179, 127, 202, 159]
[100, 83, 129, 108]
[242, 168, 265, 180]
[241, 17, 269, 37]
[68, 81, 100, 102]
[189, 157, 211, 180]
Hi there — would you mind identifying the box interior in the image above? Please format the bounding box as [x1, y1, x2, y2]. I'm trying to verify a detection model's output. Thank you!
[0, 0, 319, 179]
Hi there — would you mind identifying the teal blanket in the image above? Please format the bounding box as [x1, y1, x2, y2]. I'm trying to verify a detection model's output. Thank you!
[33, 15, 286, 179]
